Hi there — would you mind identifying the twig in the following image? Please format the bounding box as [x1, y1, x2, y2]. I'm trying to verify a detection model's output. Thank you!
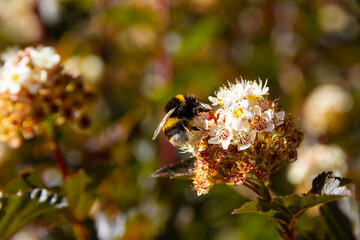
[44, 117, 68, 180]
[244, 179, 272, 202]
[47, 135, 68, 180]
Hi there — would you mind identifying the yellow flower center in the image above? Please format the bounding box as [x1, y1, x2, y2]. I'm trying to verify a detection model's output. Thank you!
[247, 95, 258, 102]
[232, 107, 244, 119]
[11, 74, 21, 83]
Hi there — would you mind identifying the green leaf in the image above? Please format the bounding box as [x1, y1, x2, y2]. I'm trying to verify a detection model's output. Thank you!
[232, 193, 346, 225]
[0, 189, 67, 240]
[334, 177, 352, 187]
[3, 168, 45, 193]
[320, 201, 356, 240]
[151, 157, 196, 180]
[61, 166, 114, 221]
[61, 171, 96, 221]
[0, 168, 68, 239]
[233, 172, 353, 238]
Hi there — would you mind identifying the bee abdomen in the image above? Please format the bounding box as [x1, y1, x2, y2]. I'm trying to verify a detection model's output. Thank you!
[164, 122, 187, 140]
[164, 122, 189, 147]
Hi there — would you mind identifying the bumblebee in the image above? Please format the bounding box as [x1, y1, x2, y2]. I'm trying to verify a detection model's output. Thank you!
[152, 94, 210, 148]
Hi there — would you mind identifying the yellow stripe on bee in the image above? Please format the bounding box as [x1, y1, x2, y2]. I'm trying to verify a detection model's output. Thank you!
[162, 117, 178, 131]
[175, 94, 186, 103]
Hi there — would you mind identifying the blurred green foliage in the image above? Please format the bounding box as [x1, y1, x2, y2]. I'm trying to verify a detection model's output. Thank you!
[0, 0, 360, 239]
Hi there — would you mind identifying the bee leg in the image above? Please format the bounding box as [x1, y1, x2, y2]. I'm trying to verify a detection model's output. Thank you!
[201, 107, 210, 112]
[190, 126, 206, 131]
[193, 107, 210, 116]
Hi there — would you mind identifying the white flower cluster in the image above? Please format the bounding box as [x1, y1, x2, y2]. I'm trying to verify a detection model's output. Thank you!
[206, 79, 285, 150]
[287, 143, 348, 193]
[0, 46, 60, 95]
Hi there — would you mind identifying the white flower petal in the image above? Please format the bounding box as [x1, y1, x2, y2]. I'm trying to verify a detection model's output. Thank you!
[237, 142, 251, 150]
[222, 139, 231, 149]
[208, 137, 219, 145]
[240, 99, 250, 108]
[39, 70, 48, 82]
[208, 96, 219, 105]
[263, 123, 275, 132]
[253, 105, 262, 116]
[249, 130, 257, 141]
[263, 109, 273, 122]
[225, 114, 233, 127]
[232, 119, 243, 131]
[9, 83, 21, 94]
[243, 110, 254, 119]
[274, 111, 285, 126]
[30, 46, 60, 69]
[240, 121, 251, 131]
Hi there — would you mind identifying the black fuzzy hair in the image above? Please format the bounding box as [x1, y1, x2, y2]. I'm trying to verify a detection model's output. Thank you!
[164, 95, 206, 120]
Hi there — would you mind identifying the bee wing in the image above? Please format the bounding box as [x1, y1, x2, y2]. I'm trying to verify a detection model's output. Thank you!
[152, 107, 176, 140]
[151, 156, 196, 179]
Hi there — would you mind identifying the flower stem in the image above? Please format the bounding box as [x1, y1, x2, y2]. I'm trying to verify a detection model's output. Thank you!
[72, 219, 88, 240]
[45, 117, 68, 180]
[258, 181, 272, 202]
[244, 180, 272, 202]
[277, 222, 295, 240]
[48, 136, 68, 180]
[244, 180, 297, 239]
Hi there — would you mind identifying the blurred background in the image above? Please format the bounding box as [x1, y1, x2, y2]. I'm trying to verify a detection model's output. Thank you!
[0, 0, 360, 239]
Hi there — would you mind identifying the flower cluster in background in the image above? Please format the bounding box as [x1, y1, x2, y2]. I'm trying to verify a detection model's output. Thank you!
[0, 46, 94, 148]
[287, 143, 348, 193]
[302, 84, 353, 137]
[188, 80, 303, 195]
